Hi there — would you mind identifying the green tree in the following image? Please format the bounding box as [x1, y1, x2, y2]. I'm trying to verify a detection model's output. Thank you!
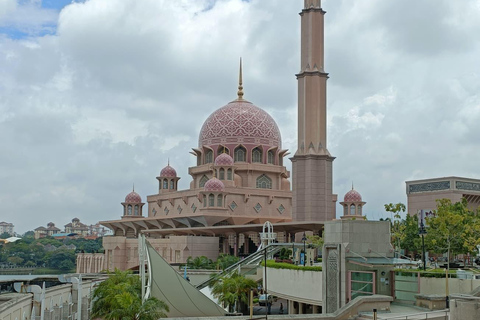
[400, 214, 421, 258]
[215, 254, 240, 270]
[0, 232, 11, 239]
[186, 256, 214, 269]
[211, 271, 257, 313]
[425, 199, 471, 265]
[91, 269, 169, 320]
[384, 203, 406, 253]
[44, 249, 76, 270]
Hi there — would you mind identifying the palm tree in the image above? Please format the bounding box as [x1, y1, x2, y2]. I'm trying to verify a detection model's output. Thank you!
[211, 271, 257, 313]
[91, 269, 169, 320]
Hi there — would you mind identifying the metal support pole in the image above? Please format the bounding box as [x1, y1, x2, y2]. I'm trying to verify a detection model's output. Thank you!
[373, 308, 377, 320]
[264, 247, 268, 320]
[422, 233, 426, 271]
[250, 289, 253, 319]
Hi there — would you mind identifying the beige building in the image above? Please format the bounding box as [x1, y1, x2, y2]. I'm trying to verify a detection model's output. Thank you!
[406, 176, 480, 216]
[34, 222, 61, 239]
[64, 218, 89, 236]
[0, 221, 14, 236]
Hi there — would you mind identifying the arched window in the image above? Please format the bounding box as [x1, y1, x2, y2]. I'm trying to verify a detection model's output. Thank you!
[256, 174, 272, 189]
[134, 205, 139, 216]
[218, 145, 229, 155]
[205, 150, 213, 164]
[163, 179, 168, 189]
[217, 194, 223, 207]
[234, 146, 246, 162]
[350, 204, 355, 215]
[267, 150, 274, 164]
[227, 168, 233, 180]
[358, 206, 362, 215]
[170, 180, 174, 189]
[252, 147, 262, 163]
[199, 175, 209, 188]
[127, 205, 132, 215]
[203, 195, 207, 207]
[219, 168, 225, 180]
[209, 194, 215, 207]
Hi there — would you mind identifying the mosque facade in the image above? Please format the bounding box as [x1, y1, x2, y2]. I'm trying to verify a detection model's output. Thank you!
[79, 0, 343, 272]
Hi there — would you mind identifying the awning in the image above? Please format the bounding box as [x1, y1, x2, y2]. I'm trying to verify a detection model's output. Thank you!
[146, 241, 226, 317]
[348, 257, 419, 267]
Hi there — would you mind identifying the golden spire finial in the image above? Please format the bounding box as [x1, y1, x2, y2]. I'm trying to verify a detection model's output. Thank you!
[133, 183, 135, 192]
[168, 158, 170, 166]
[237, 57, 244, 100]
[352, 181, 354, 190]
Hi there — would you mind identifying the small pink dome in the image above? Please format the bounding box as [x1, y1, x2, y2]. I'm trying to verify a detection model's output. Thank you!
[160, 165, 177, 177]
[344, 189, 362, 202]
[215, 153, 234, 166]
[204, 178, 225, 192]
[125, 191, 142, 203]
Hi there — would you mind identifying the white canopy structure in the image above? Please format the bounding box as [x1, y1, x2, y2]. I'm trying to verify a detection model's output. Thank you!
[142, 239, 226, 317]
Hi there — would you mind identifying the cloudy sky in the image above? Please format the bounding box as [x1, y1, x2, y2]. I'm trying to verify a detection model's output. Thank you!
[1, 0, 480, 234]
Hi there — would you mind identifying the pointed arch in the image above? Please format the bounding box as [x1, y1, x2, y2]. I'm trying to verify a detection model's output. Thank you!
[219, 168, 225, 180]
[234, 145, 246, 162]
[252, 147, 262, 163]
[217, 145, 229, 155]
[199, 175, 209, 188]
[227, 168, 233, 180]
[256, 174, 272, 189]
[205, 149, 214, 164]
[209, 194, 215, 207]
[267, 150, 275, 164]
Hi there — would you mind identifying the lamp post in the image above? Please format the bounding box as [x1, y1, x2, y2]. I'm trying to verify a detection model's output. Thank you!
[302, 232, 307, 266]
[419, 221, 427, 271]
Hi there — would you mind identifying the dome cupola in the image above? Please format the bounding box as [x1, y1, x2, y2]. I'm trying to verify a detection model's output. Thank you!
[340, 184, 366, 219]
[215, 153, 234, 166]
[125, 190, 142, 203]
[122, 186, 145, 219]
[344, 188, 362, 202]
[204, 177, 225, 192]
[160, 165, 177, 177]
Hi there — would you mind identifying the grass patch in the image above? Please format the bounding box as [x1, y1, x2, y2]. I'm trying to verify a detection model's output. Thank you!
[394, 268, 458, 278]
[262, 260, 322, 272]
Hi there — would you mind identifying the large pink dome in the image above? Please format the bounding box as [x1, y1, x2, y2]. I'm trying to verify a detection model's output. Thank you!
[215, 153, 234, 166]
[160, 165, 177, 177]
[344, 189, 362, 202]
[125, 191, 142, 203]
[199, 100, 281, 149]
[204, 178, 225, 192]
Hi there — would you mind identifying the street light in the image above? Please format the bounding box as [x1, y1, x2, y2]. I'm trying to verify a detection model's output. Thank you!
[419, 221, 427, 271]
[302, 232, 307, 266]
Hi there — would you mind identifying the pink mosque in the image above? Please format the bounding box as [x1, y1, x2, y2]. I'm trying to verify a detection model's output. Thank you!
[76, 0, 368, 273]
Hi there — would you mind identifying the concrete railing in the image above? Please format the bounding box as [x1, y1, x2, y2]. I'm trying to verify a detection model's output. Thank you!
[450, 294, 480, 320]
[266, 267, 322, 305]
[0, 278, 98, 320]
[167, 295, 393, 320]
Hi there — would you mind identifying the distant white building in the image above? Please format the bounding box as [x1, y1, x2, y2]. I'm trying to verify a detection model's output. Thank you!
[0, 221, 14, 236]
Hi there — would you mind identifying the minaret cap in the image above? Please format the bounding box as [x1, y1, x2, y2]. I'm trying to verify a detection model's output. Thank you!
[237, 58, 244, 100]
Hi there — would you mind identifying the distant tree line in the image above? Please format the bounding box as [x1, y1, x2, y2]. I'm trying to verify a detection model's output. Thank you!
[0, 232, 103, 271]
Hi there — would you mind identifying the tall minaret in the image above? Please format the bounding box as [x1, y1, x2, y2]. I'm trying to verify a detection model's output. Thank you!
[291, 0, 336, 222]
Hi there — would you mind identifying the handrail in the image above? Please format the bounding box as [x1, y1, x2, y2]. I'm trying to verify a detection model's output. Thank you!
[195, 243, 300, 290]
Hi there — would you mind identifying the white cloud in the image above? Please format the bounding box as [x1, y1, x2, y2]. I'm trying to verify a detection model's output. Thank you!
[1, 0, 480, 233]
